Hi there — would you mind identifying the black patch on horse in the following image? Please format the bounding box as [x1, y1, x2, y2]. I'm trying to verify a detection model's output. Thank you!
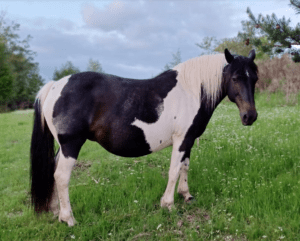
[53, 70, 178, 158]
[179, 85, 223, 162]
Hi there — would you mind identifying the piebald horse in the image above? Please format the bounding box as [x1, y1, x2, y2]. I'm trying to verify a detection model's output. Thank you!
[30, 49, 258, 226]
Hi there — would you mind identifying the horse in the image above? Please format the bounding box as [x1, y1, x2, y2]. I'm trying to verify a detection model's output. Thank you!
[30, 49, 258, 226]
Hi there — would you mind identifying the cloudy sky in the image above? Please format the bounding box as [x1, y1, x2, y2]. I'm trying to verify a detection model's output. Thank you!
[0, 0, 299, 82]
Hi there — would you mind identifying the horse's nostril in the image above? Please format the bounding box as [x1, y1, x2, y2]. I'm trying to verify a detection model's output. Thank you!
[243, 113, 248, 122]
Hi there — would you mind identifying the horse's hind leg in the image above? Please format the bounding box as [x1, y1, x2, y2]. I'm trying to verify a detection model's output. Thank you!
[177, 158, 194, 202]
[54, 138, 85, 227]
[55, 153, 76, 226]
[49, 148, 60, 217]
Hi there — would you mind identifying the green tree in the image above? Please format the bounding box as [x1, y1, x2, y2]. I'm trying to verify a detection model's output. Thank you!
[214, 37, 254, 57]
[0, 13, 44, 109]
[197, 21, 267, 59]
[195, 36, 219, 55]
[53, 61, 80, 80]
[290, 0, 300, 15]
[163, 49, 182, 71]
[246, 7, 300, 62]
[0, 40, 13, 103]
[87, 58, 104, 73]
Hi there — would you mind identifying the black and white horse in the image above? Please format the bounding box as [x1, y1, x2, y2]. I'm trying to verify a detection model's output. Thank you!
[30, 49, 258, 226]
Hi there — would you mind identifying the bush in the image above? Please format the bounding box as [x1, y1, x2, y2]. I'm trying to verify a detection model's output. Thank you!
[256, 54, 300, 104]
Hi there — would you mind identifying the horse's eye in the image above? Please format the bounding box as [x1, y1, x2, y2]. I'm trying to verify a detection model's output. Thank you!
[232, 77, 238, 82]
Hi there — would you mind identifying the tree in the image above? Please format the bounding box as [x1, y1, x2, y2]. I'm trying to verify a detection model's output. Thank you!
[87, 58, 105, 73]
[290, 0, 300, 15]
[195, 36, 219, 55]
[246, 7, 300, 62]
[53, 61, 80, 80]
[197, 21, 269, 59]
[163, 49, 182, 71]
[0, 13, 44, 109]
[0, 40, 13, 103]
[214, 37, 254, 57]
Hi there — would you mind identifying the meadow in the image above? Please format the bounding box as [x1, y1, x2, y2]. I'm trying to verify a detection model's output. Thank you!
[0, 91, 299, 240]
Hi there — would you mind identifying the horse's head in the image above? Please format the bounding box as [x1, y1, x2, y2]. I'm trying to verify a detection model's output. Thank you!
[223, 49, 258, 126]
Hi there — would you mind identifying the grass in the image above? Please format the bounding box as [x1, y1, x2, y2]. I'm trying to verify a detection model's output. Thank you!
[0, 92, 299, 240]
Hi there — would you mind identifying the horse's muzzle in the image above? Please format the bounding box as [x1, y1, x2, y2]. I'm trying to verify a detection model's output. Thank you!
[240, 110, 257, 126]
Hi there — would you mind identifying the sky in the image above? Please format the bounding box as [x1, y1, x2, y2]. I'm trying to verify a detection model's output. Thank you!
[0, 0, 299, 82]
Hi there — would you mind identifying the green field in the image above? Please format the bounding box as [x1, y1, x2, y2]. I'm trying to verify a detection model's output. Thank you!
[0, 92, 299, 240]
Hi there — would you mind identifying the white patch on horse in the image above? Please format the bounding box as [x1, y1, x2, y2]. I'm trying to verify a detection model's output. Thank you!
[131, 82, 200, 152]
[35, 81, 55, 129]
[246, 70, 250, 77]
[54, 151, 77, 226]
[43, 75, 71, 141]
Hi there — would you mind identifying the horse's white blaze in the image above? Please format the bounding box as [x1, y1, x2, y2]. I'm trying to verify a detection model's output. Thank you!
[43, 75, 71, 142]
[246, 70, 250, 77]
[131, 82, 200, 152]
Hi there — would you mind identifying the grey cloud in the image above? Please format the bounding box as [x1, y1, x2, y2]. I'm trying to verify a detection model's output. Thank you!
[24, 16, 76, 31]
[81, 1, 240, 49]
[58, 19, 76, 31]
[82, 1, 144, 31]
[18, 1, 250, 81]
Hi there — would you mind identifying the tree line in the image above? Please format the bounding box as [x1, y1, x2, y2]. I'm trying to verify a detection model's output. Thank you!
[0, 14, 44, 110]
[0, 17, 105, 110]
[52, 59, 104, 81]
[0, 1, 299, 111]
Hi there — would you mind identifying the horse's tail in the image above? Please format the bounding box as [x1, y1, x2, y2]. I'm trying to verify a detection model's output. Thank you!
[30, 81, 56, 213]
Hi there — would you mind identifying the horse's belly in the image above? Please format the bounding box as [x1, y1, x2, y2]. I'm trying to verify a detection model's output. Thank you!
[91, 120, 173, 157]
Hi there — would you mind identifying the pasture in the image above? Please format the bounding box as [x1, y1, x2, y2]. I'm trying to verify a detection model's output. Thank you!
[0, 92, 299, 240]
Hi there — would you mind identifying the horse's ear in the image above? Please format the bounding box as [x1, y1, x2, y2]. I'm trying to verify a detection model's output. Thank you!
[248, 49, 256, 62]
[225, 49, 234, 64]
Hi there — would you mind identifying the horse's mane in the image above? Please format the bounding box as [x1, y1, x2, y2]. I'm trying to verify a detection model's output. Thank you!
[173, 54, 227, 107]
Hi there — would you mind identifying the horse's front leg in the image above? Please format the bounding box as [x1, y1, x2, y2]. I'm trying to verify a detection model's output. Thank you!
[160, 141, 185, 209]
[177, 158, 194, 202]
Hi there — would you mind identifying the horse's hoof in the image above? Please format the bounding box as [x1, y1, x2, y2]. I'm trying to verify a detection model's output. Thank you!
[59, 215, 77, 227]
[67, 217, 77, 227]
[51, 209, 59, 218]
[161, 203, 174, 211]
[160, 198, 174, 211]
[185, 196, 196, 204]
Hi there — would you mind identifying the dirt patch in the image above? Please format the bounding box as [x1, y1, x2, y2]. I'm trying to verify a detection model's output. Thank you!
[131, 232, 151, 240]
[7, 211, 23, 218]
[73, 160, 92, 171]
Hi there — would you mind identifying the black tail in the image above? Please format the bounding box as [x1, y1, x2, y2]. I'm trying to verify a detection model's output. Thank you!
[30, 98, 55, 213]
